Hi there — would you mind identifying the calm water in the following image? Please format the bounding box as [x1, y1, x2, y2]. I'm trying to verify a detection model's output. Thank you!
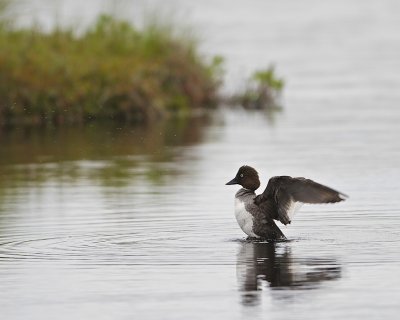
[2, 1, 400, 319]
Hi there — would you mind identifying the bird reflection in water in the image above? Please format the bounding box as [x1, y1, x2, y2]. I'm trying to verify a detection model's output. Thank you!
[236, 241, 342, 306]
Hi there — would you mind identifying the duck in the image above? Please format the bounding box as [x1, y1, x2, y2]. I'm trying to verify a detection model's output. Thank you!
[226, 165, 347, 240]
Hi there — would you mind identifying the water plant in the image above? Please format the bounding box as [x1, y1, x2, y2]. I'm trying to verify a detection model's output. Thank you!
[0, 10, 222, 126]
[238, 65, 284, 110]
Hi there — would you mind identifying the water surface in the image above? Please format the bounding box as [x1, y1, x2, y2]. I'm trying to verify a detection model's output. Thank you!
[2, 0, 400, 319]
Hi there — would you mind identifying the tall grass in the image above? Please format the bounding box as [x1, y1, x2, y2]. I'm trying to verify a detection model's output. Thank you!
[0, 11, 222, 126]
[236, 66, 284, 110]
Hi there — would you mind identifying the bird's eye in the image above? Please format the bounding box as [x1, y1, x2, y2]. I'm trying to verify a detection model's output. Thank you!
[240, 174, 244, 178]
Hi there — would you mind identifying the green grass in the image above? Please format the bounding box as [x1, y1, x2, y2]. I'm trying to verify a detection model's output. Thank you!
[0, 12, 222, 126]
[237, 65, 284, 110]
[252, 66, 284, 92]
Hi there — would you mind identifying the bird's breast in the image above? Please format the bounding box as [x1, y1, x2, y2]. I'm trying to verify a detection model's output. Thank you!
[234, 198, 258, 238]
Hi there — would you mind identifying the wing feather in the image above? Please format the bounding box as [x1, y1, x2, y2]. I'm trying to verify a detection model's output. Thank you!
[256, 176, 347, 225]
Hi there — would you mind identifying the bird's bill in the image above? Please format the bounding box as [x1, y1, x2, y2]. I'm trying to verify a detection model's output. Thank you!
[225, 177, 238, 185]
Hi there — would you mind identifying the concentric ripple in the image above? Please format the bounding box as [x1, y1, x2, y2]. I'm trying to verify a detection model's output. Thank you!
[0, 231, 191, 265]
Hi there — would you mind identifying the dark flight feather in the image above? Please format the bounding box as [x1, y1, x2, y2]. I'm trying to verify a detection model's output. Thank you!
[255, 176, 347, 225]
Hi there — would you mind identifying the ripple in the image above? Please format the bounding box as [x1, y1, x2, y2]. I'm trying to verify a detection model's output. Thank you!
[0, 232, 187, 265]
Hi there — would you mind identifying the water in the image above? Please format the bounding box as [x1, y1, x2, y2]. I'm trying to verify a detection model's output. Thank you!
[2, 0, 400, 319]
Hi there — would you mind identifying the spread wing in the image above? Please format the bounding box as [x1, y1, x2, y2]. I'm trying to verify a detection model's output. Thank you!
[255, 176, 347, 225]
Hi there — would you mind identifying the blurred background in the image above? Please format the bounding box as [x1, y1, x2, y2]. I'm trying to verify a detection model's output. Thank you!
[0, 1, 400, 319]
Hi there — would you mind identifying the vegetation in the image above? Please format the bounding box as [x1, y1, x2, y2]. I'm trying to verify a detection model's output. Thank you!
[0, 1, 284, 127]
[237, 66, 284, 110]
[0, 10, 222, 126]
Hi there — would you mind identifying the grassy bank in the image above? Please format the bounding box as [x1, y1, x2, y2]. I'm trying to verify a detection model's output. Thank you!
[0, 13, 222, 126]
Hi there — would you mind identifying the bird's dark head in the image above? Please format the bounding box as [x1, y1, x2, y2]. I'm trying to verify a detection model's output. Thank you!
[225, 165, 260, 191]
